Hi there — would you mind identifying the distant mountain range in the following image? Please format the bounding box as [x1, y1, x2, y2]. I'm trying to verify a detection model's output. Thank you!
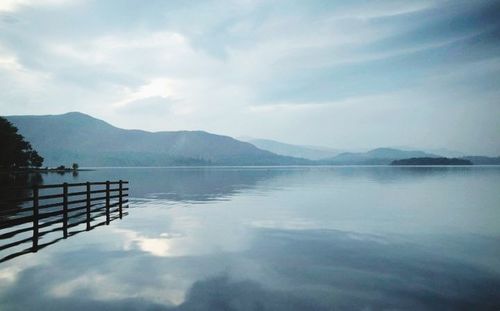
[386, 146, 466, 158]
[5, 112, 499, 167]
[320, 148, 440, 165]
[244, 139, 499, 165]
[315, 148, 499, 165]
[240, 138, 342, 160]
[5, 112, 310, 166]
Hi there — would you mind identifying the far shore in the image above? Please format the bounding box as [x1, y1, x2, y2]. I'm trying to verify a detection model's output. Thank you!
[0, 168, 93, 174]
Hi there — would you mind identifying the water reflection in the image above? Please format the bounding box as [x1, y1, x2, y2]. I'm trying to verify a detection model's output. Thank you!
[0, 172, 43, 219]
[27, 166, 500, 202]
[37, 168, 293, 202]
[0, 167, 499, 310]
[2, 228, 499, 310]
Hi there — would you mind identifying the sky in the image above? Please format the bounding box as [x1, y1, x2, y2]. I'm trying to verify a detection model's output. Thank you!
[0, 0, 499, 155]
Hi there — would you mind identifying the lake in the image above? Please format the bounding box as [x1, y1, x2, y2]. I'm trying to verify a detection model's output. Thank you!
[1, 166, 500, 310]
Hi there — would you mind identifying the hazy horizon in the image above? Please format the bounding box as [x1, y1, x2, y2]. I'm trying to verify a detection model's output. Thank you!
[1, 0, 499, 155]
[5, 110, 498, 157]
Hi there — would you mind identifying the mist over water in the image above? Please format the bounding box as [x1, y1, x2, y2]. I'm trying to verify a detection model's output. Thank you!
[1, 167, 500, 310]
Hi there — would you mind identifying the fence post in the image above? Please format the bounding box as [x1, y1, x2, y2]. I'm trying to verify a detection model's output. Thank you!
[86, 182, 91, 231]
[32, 185, 39, 251]
[106, 181, 110, 225]
[63, 182, 68, 238]
[119, 180, 123, 219]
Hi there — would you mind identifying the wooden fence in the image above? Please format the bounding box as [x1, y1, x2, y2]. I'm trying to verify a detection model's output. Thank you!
[0, 180, 129, 263]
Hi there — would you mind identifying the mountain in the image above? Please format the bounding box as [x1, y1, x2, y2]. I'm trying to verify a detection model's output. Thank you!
[424, 148, 466, 158]
[242, 138, 341, 160]
[390, 146, 466, 158]
[321, 148, 439, 165]
[5, 112, 311, 167]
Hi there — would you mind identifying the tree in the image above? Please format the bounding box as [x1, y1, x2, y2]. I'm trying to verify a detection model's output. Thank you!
[72, 163, 79, 170]
[0, 116, 44, 168]
[30, 151, 44, 168]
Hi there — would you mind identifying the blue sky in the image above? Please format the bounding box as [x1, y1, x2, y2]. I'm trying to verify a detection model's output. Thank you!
[0, 0, 499, 154]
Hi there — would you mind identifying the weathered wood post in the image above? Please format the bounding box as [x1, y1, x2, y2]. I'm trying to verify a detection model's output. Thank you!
[118, 180, 123, 219]
[63, 182, 68, 238]
[106, 181, 110, 225]
[86, 182, 91, 231]
[32, 185, 39, 251]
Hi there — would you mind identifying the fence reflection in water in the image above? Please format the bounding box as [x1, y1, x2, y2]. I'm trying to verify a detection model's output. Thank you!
[0, 180, 129, 263]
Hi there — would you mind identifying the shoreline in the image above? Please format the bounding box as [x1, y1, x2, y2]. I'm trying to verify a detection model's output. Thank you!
[0, 168, 93, 174]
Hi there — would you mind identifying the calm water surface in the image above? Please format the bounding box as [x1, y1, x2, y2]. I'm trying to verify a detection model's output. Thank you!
[1, 166, 500, 310]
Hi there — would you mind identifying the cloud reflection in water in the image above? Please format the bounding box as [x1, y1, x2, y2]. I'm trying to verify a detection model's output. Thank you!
[1, 167, 500, 310]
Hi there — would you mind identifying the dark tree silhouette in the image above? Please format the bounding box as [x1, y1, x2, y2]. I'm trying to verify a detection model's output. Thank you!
[0, 116, 44, 168]
[391, 157, 473, 165]
[30, 152, 44, 167]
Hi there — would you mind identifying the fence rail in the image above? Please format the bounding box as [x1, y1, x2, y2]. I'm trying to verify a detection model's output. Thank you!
[0, 180, 129, 263]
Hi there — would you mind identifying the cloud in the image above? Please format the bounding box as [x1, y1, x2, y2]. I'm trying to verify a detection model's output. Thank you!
[115, 96, 176, 117]
[2, 227, 500, 310]
[0, 0, 499, 154]
[0, 0, 73, 12]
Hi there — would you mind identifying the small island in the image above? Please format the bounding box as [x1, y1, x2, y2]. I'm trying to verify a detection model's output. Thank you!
[391, 157, 473, 166]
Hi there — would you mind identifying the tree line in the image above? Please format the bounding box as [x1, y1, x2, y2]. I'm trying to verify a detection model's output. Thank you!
[0, 116, 44, 169]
